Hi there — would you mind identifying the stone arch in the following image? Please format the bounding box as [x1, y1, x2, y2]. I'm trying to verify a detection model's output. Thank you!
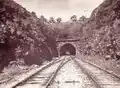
[58, 43, 76, 56]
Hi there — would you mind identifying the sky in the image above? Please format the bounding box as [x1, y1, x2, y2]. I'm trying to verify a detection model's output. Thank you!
[14, 0, 103, 21]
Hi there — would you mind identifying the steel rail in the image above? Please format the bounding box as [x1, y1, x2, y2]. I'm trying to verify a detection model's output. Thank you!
[72, 57, 102, 88]
[12, 57, 65, 88]
[81, 58, 120, 80]
[45, 57, 71, 88]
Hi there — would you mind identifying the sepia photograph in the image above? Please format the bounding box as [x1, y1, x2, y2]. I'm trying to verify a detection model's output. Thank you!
[0, 0, 120, 88]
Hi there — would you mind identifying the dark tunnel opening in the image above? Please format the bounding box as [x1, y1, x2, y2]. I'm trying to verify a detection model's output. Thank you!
[60, 43, 76, 56]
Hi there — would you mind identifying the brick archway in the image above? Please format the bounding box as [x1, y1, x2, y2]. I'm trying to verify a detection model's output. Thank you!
[56, 39, 80, 56]
[59, 43, 76, 56]
[57, 42, 77, 56]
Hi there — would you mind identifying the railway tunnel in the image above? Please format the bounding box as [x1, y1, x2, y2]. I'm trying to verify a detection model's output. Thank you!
[59, 43, 76, 56]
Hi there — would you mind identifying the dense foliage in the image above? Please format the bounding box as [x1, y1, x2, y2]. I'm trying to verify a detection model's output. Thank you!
[1, 0, 120, 72]
[86, 0, 120, 59]
[0, 0, 58, 71]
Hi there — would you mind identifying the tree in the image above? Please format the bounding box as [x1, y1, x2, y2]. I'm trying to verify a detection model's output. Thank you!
[79, 16, 86, 22]
[70, 15, 77, 22]
[39, 15, 47, 24]
[56, 17, 62, 23]
[31, 11, 37, 17]
[49, 17, 56, 23]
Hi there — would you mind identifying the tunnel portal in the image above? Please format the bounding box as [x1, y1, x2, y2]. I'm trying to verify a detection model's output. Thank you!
[60, 43, 76, 56]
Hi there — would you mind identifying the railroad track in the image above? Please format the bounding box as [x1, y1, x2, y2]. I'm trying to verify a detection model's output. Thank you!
[45, 57, 70, 88]
[4, 55, 120, 88]
[48, 56, 101, 88]
[81, 58, 120, 80]
[72, 57, 101, 88]
[73, 57, 120, 88]
[13, 56, 71, 88]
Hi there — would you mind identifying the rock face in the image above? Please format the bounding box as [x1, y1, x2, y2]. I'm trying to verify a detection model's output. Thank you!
[0, 0, 57, 71]
[85, 0, 120, 59]
[90, 0, 120, 28]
